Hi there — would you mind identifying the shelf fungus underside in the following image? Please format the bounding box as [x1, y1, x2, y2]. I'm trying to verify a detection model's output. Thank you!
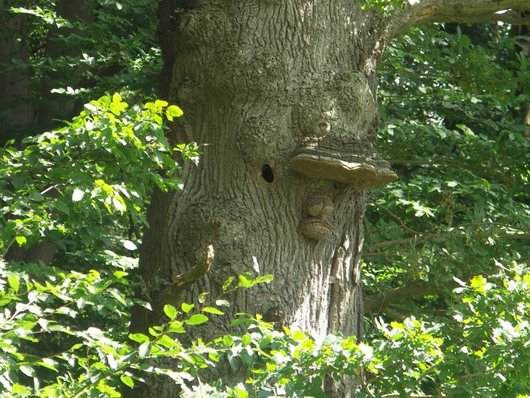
[290, 150, 397, 190]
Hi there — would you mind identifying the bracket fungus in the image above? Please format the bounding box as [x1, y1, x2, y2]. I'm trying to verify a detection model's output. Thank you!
[289, 140, 397, 190]
[298, 218, 333, 241]
[303, 193, 334, 219]
[298, 193, 334, 241]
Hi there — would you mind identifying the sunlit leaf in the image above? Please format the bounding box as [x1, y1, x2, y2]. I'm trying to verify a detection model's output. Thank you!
[164, 304, 178, 320]
[202, 306, 224, 315]
[72, 188, 85, 202]
[184, 314, 208, 326]
[181, 303, 194, 314]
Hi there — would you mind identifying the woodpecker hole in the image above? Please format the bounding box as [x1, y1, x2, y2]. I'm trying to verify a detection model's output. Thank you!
[261, 164, 274, 183]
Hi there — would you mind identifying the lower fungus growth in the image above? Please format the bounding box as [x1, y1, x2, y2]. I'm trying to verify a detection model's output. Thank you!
[298, 218, 333, 241]
[303, 193, 334, 219]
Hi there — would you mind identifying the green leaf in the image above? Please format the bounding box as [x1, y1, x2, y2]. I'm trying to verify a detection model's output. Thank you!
[156, 334, 180, 349]
[12, 383, 32, 395]
[237, 274, 252, 288]
[8, 274, 20, 293]
[470, 275, 491, 294]
[28, 191, 44, 202]
[122, 239, 137, 251]
[129, 333, 150, 344]
[164, 304, 178, 320]
[292, 330, 307, 341]
[185, 314, 208, 326]
[198, 291, 209, 304]
[148, 327, 161, 337]
[38, 358, 58, 372]
[233, 384, 249, 398]
[15, 236, 27, 246]
[202, 306, 224, 315]
[19, 320, 37, 331]
[166, 105, 183, 121]
[181, 302, 194, 314]
[222, 335, 234, 347]
[241, 334, 252, 346]
[222, 276, 234, 292]
[120, 375, 134, 388]
[231, 318, 247, 327]
[154, 99, 169, 108]
[19, 364, 35, 377]
[97, 381, 121, 397]
[112, 196, 126, 212]
[167, 320, 185, 334]
[138, 342, 150, 358]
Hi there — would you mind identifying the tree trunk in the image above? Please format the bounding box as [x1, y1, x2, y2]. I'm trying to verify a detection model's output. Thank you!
[0, 0, 92, 144]
[0, 4, 34, 143]
[131, 1, 393, 396]
[35, 0, 93, 131]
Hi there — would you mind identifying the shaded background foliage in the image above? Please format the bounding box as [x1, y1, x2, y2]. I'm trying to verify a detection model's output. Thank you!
[363, 20, 530, 396]
[0, 0, 161, 142]
[0, 0, 529, 396]
[365, 21, 529, 312]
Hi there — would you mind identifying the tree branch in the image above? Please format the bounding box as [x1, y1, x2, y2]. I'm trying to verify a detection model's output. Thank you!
[153, 245, 215, 320]
[365, 224, 530, 255]
[364, 267, 500, 312]
[364, 282, 446, 312]
[385, 0, 530, 39]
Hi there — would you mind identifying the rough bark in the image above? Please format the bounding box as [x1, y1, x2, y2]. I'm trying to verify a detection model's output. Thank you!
[131, 1, 386, 396]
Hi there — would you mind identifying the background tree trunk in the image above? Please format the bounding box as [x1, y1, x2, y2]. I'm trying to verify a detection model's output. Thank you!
[35, 0, 93, 129]
[131, 1, 389, 396]
[0, 0, 91, 144]
[0, 4, 34, 142]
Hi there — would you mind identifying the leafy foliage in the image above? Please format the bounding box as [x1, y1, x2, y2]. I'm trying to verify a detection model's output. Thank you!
[0, 258, 136, 396]
[0, 94, 197, 395]
[10, 0, 161, 97]
[440, 265, 530, 396]
[2, 251, 529, 397]
[365, 22, 529, 304]
[2, 0, 161, 140]
[0, 253, 276, 396]
[1, 94, 194, 258]
[363, 21, 530, 398]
